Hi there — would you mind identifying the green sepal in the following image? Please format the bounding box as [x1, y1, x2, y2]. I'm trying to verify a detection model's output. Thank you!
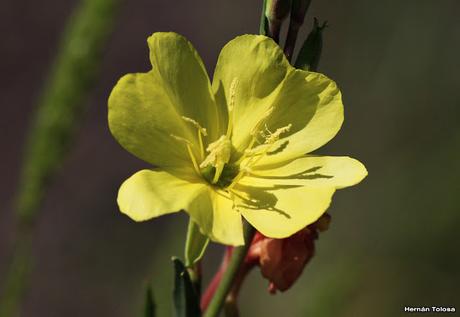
[294, 18, 328, 71]
[143, 284, 156, 317]
[172, 257, 201, 317]
[185, 219, 209, 267]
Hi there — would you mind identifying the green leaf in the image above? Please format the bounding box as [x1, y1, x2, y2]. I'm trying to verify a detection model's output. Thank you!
[294, 18, 328, 71]
[144, 285, 156, 317]
[185, 220, 209, 267]
[172, 257, 201, 317]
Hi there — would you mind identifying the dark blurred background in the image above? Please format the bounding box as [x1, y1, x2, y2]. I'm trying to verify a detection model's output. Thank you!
[1, 0, 460, 316]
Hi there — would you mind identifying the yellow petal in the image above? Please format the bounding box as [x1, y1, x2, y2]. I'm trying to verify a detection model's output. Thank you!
[188, 188, 244, 246]
[109, 33, 223, 177]
[117, 169, 206, 221]
[147, 32, 225, 141]
[233, 184, 335, 238]
[212, 34, 291, 152]
[242, 156, 368, 189]
[255, 72, 344, 166]
[212, 35, 343, 164]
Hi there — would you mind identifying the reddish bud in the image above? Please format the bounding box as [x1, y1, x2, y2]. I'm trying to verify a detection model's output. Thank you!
[248, 214, 331, 293]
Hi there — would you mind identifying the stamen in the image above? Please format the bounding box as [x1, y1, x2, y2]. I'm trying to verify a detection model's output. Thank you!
[181, 116, 207, 160]
[199, 135, 232, 184]
[233, 123, 293, 176]
[214, 188, 233, 201]
[186, 145, 201, 175]
[250, 107, 274, 137]
[226, 78, 239, 138]
[170, 134, 201, 175]
[170, 134, 192, 145]
[233, 107, 276, 166]
[197, 129, 205, 160]
[212, 164, 224, 184]
[227, 166, 252, 191]
[181, 116, 207, 136]
[228, 78, 239, 112]
[264, 124, 292, 144]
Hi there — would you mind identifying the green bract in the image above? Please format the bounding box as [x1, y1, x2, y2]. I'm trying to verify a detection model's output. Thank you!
[108, 32, 367, 246]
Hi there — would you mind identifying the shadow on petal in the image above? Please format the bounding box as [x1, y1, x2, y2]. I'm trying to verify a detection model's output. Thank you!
[233, 185, 292, 219]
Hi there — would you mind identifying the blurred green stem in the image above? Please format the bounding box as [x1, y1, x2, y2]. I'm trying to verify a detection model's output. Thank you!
[0, 0, 120, 315]
[259, 0, 268, 35]
[0, 232, 32, 317]
[202, 222, 255, 317]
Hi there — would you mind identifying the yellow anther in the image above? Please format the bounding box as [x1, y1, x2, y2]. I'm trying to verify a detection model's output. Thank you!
[228, 78, 239, 112]
[250, 107, 274, 137]
[181, 116, 207, 136]
[264, 123, 292, 144]
[226, 78, 239, 138]
[170, 134, 192, 145]
[233, 122, 292, 177]
[200, 135, 232, 184]
[181, 116, 208, 159]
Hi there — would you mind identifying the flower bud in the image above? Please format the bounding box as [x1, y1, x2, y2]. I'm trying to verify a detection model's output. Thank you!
[265, 0, 292, 43]
[284, 0, 312, 61]
[247, 213, 331, 293]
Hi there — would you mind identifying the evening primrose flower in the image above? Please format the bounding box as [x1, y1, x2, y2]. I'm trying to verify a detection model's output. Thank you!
[108, 32, 367, 246]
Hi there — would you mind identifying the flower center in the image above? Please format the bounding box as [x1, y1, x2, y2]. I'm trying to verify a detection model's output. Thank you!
[199, 135, 232, 184]
[171, 78, 292, 191]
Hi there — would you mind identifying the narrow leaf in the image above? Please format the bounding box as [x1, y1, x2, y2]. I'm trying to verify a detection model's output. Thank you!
[172, 257, 201, 317]
[144, 285, 156, 317]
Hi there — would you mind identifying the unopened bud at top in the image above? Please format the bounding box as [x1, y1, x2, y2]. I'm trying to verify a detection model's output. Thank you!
[265, 0, 292, 43]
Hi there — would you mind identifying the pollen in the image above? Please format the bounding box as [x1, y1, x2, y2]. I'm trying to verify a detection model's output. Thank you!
[170, 134, 192, 145]
[199, 135, 232, 169]
[250, 107, 274, 137]
[228, 78, 239, 112]
[264, 123, 292, 144]
[181, 116, 208, 159]
[181, 116, 207, 136]
[226, 78, 239, 138]
[200, 135, 232, 184]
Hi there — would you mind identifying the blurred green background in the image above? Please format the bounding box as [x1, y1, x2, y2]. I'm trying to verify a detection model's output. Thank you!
[1, 0, 459, 316]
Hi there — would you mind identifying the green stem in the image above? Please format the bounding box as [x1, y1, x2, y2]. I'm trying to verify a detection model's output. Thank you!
[202, 222, 255, 317]
[259, 0, 268, 35]
[0, 0, 120, 315]
[0, 232, 32, 317]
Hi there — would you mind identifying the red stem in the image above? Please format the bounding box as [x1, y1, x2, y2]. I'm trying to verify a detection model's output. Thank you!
[201, 234, 263, 312]
[200, 247, 233, 311]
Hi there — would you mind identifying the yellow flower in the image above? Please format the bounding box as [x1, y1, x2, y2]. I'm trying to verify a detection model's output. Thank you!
[108, 32, 367, 246]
